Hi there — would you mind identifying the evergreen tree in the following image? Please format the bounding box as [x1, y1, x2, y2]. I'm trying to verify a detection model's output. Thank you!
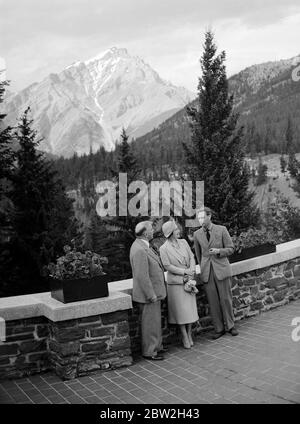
[87, 128, 142, 281]
[183, 30, 259, 232]
[0, 80, 15, 195]
[285, 116, 300, 179]
[1, 108, 82, 296]
[286, 116, 294, 154]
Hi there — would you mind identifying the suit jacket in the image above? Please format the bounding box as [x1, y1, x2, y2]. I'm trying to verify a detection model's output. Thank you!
[194, 224, 234, 283]
[159, 239, 196, 285]
[130, 238, 167, 303]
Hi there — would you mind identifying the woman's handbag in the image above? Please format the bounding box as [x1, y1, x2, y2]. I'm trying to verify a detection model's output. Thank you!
[183, 275, 199, 294]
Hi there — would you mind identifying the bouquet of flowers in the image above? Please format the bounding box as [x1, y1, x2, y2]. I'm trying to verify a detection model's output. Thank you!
[183, 275, 199, 295]
[46, 245, 108, 280]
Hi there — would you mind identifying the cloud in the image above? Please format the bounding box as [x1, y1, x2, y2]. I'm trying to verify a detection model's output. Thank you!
[1, 0, 300, 91]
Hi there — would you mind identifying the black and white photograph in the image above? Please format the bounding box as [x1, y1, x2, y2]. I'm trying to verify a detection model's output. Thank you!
[0, 0, 300, 409]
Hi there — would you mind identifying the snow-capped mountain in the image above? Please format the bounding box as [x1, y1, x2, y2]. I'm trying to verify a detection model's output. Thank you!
[4, 47, 195, 157]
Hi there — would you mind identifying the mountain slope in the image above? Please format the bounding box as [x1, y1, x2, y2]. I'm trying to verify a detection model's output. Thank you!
[3, 47, 195, 157]
[131, 54, 300, 163]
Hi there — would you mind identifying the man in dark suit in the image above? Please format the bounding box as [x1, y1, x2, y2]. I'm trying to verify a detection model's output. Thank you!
[194, 208, 238, 339]
[130, 221, 167, 360]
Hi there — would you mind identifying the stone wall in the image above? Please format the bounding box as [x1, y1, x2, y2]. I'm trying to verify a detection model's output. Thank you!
[231, 259, 300, 320]
[0, 317, 50, 379]
[0, 311, 132, 381]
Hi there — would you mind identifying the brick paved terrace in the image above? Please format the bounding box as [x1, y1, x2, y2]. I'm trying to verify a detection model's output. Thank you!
[1, 299, 299, 404]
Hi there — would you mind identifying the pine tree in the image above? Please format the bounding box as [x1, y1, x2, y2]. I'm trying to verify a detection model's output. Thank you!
[0, 80, 15, 199]
[2, 108, 82, 295]
[286, 116, 300, 178]
[183, 30, 259, 232]
[87, 128, 142, 281]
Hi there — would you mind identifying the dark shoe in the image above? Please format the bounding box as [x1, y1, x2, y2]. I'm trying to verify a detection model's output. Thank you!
[211, 330, 225, 340]
[142, 354, 164, 361]
[158, 347, 168, 354]
[228, 327, 239, 336]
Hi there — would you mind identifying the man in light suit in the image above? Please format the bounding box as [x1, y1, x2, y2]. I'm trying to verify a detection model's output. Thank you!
[130, 221, 167, 360]
[194, 208, 238, 339]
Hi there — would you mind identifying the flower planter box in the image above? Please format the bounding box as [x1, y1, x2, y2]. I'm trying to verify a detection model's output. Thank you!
[50, 274, 110, 303]
[229, 243, 276, 263]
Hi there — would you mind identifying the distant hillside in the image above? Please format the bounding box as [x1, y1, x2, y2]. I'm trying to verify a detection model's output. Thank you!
[130, 54, 300, 167]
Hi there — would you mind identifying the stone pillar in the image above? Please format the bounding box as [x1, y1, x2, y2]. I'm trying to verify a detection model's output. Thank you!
[48, 311, 132, 380]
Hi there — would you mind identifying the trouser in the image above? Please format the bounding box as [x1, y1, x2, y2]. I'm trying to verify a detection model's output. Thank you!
[138, 300, 163, 356]
[204, 265, 235, 333]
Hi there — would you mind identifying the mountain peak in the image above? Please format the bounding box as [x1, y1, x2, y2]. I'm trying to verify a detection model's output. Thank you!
[85, 46, 129, 65]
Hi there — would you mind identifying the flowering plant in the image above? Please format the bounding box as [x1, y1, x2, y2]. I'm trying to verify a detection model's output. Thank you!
[46, 245, 108, 280]
[231, 228, 277, 254]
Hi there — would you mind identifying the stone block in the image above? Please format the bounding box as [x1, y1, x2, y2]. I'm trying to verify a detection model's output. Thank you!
[265, 277, 287, 289]
[101, 310, 129, 325]
[293, 264, 300, 277]
[243, 277, 258, 286]
[52, 327, 85, 343]
[250, 301, 264, 311]
[232, 287, 240, 296]
[245, 310, 260, 317]
[6, 326, 35, 336]
[240, 292, 250, 298]
[199, 316, 213, 328]
[284, 270, 293, 279]
[241, 295, 252, 305]
[109, 336, 131, 352]
[273, 291, 286, 302]
[55, 363, 77, 380]
[48, 340, 80, 357]
[0, 357, 10, 366]
[52, 319, 78, 329]
[0, 343, 19, 356]
[287, 278, 298, 287]
[79, 315, 102, 324]
[264, 296, 274, 305]
[250, 286, 259, 296]
[77, 359, 101, 375]
[6, 333, 35, 342]
[233, 298, 241, 308]
[116, 321, 129, 337]
[285, 261, 296, 271]
[36, 325, 49, 338]
[27, 352, 49, 362]
[19, 340, 47, 354]
[81, 341, 108, 353]
[90, 326, 115, 338]
[234, 310, 244, 319]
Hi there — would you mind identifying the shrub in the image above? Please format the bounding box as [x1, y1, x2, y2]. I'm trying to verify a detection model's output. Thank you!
[231, 228, 277, 254]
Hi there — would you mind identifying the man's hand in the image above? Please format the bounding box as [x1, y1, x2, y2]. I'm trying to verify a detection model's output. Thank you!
[209, 248, 220, 255]
[184, 269, 194, 276]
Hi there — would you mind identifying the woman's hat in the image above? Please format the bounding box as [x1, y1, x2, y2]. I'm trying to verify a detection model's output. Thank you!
[162, 220, 177, 238]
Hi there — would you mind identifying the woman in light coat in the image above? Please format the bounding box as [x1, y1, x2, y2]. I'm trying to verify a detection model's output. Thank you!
[159, 220, 199, 349]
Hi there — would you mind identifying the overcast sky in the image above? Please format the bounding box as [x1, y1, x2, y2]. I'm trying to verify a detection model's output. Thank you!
[1, 0, 300, 92]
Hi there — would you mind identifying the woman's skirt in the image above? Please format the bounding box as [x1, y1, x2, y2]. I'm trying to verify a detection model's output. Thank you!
[167, 284, 199, 325]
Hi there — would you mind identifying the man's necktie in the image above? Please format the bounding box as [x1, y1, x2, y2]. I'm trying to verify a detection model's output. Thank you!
[205, 228, 210, 242]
